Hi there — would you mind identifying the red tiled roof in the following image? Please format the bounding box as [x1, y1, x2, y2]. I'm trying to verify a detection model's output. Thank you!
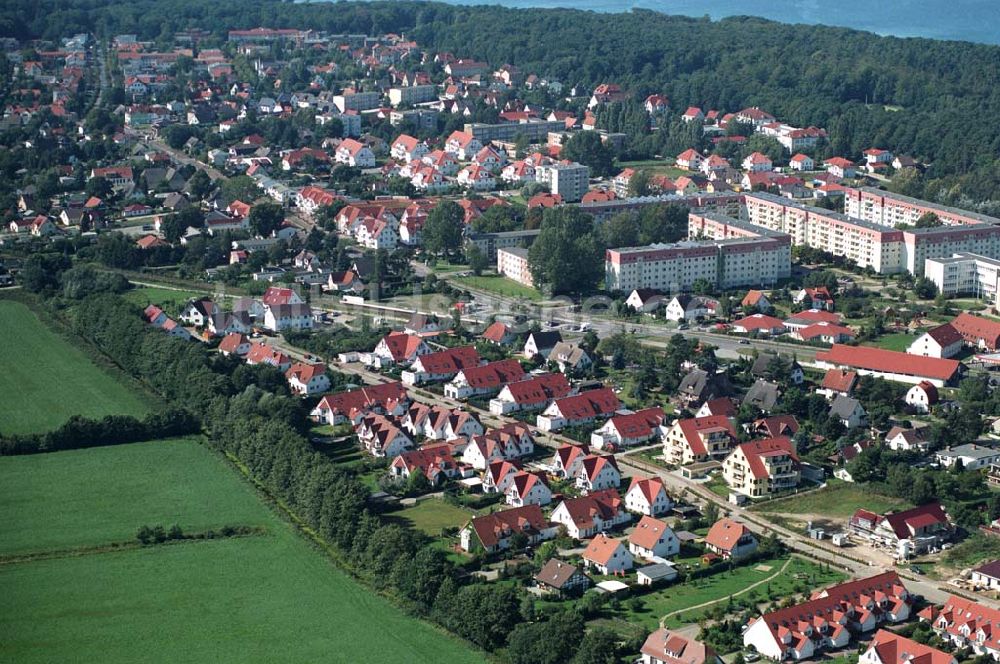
[456, 359, 524, 389]
[882, 502, 949, 539]
[705, 518, 751, 553]
[556, 489, 623, 531]
[286, 362, 326, 384]
[924, 323, 962, 347]
[482, 321, 512, 343]
[676, 415, 736, 457]
[218, 332, 248, 354]
[412, 345, 480, 374]
[468, 505, 548, 548]
[314, 382, 408, 418]
[733, 437, 798, 480]
[820, 368, 858, 393]
[503, 373, 572, 406]
[579, 454, 620, 481]
[627, 477, 667, 505]
[815, 344, 960, 382]
[951, 312, 1000, 350]
[379, 331, 427, 363]
[606, 407, 665, 439]
[583, 533, 625, 565]
[629, 515, 671, 550]
[550, 388, 621, 420]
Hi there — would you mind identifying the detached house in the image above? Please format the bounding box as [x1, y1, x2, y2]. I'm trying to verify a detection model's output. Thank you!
[628, 515, 680, 561]
[460, 505, 557, 553]
[483, 459, 522, 494]
[534, 559, 591, 597]
[263, 302, 313, 332]
[550, 489, 631, 540]
[582, 534, 633, 575]
[705, 518, 758, 560]
[849, 502, 952, 557]
[356, 414, 413, 458]
[625, 477, 673, 516]
[641, 629, 721, 664]
[334, 138, 376, 168]
[536, 387, 621, 432]
[907, 323, 963, 359]
[664, 295, 719, 322]
[285, 362, 330, 396]
[547, 341, 592, 374]
[523, 330, 563, 360]
[481, 321, 518, 346]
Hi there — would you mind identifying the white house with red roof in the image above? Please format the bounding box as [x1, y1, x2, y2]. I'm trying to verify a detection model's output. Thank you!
[591, 407, 666, 450]
[402, 346, 481, 385]
[369, 331, 431, 368]
[628, 515, 679, 561]
[550, 443, 589, 478]
[489, 372, 573, 415]
[742, 151, 773, 172]
[459, 504, 557, 553]
[849, 503, 952, 558]
[444, 130, 483, 160]
[814, 344, 960, 387]
[456, 164, 495, 190]
[705, 518, 758, 560]
[662, 415, 737, 465]
[309, 382, 409, 426]
[575, 454, 622, 494]
[732, 314, 786, 336]
[403, 403, 484, 441]
[550, 489, 631, 540]
[861, 629, 956, 664]
[334, 138, 375, 168]
[794, 287, 835, 311]
[582, 534, 633, 575]
[864, 148, 894, 165]
[462, 422, 535, 470]
[481, 321, 517, 346]
[501, 160, 536, 184]
[390, 134, 427, 163]
[824, 157, 856, 179]
[245, 342, 292, 371]
[536, 387, 621, 432]
[923, 595, 1000, 659]
[389, 445, 468, 486]
[681, 107, 704, 123]
[444, 358, 525, 400]
[641, 629, 721, 664]
[285, 362, 330, 396]
[645, 94, 669, 114]
[742, 571, 912, 660]
[483, 459, 522, 494]
[356, 413, 413, 458]
[907, 323, 963, 359]
[722, 437, 800, 498]
[905, 381, 939, 413]
[789, 154, 814, 171]
[505, 471, 552, 507]
[218, 332, 252, 357]
[625, 477, 673, 516]
[676, 148, 704, 171]
[472, 145, 505, 172]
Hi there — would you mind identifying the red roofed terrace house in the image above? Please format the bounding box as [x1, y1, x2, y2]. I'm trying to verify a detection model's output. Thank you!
[814, 344, 961, 387]
[849, 503, 953, 559]
[461, 422, 535, 470]
[574, 454, 622, 494]
[459, 505, 557, 553]
[489, 372, 573, 416]
[625, 477, 674, 516]
[860, 629, 956, 664]
[388, 445, 470, 487]
[401, 345, 481, 385]
[309, 382, 410, 426]
[742, 571, 913, 660]
[590, 407, 666, 451]
[536, 387, 622, 432]
[356, 414, 413, 459]
[923, 595, 1000, 659]
[549, 489, 631, 540]
[444, 358, 525, 400]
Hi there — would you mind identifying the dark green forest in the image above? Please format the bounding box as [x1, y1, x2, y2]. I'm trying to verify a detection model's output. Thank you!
[3, 0, 1000, 205]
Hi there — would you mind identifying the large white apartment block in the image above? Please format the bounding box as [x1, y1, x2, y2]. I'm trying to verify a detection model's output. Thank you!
[845, 187, 1000, 228]
[924, 253, 1000, 306]
[388, 85, 437, 107]
[497, 247, 534, 287]
[605, 214, 790, 293]
[536, 162, 590, 203]
[333, 90, 380, 113]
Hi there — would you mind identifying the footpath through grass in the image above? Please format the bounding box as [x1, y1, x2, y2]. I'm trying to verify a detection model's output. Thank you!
[0, 438, 482, 664]
[0, 299, 153, 435]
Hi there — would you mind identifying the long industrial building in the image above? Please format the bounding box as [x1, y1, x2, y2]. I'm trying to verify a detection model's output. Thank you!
[605, 213, 791, 292]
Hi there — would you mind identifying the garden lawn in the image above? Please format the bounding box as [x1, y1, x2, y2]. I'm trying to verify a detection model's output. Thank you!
[389, 499, 474, 536]
[0, 437, 270, 556]
[752, 479, 909, 520]
[870, 333, 915, 352]
[121, 286, 205, 315]
[451, 274, 543, 301]
[0, 531, 482, 664]
[0, 299, 153, 435]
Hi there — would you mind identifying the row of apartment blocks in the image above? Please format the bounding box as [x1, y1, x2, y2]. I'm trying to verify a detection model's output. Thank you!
[604, 213, 791, 293]
[746, 191, 1000, 275]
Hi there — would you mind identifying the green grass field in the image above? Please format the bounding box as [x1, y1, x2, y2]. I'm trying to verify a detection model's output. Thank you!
[0, 300, 153, 435]
[0, 438, 482, 663]
[389, 499, 474, 536]
[870, 333, 915, 352]
[0, 438, 270, 555]
[617, 159, 688, 179]
[753, 480, 910, 521]
[122, 286, 205, 316]
[452, 274, 543, 301]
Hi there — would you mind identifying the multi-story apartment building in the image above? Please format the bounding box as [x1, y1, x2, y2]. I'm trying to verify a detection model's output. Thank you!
[924, 252, 1000, 306]
[662, 415, 736, 466]
[845, 187, 1000, 228]
[464, 120, 565, 143]
[535, 162, 590, 202]
[496, 247, 534, 287]
[332, 90, 380, 113]
[722, 437, 801, 498]
[605, 214, 790, 293]
[388, 84, 437, 107]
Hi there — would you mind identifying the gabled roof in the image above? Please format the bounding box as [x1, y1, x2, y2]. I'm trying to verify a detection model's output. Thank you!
[868, 630, 954, 664]
[502, 372, 572, 406]
[549, 388, 621, 420]
[627, 477, 667, 505]
[641, 629, 717, 664]
[556, 489, 623, 531]
[482, 321, 513, 343]
[820, 368, 858, 393]
[467, 505, 548, 548]
[412, 345, 481, 374]
[606, 407, 665, 439]
[378, 331, 427, 362]
[629, 515, 672, 550]
[582, 533, 625, 565]
[951, 312, 1000, 349]
[881, 503, 949, 539]
[732, 437, 798, 479]
[534, 559, 585, 590]
[286, 362, 326, 384]
[816, 344, 960, 382]
[675, 415, 736, 457]
[313, 382, 408, 419]
[579, 454, 620, 481]
[456, 359, 525, 390]
[924, 322, 963, 347]
[705, 518, 753, 552]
